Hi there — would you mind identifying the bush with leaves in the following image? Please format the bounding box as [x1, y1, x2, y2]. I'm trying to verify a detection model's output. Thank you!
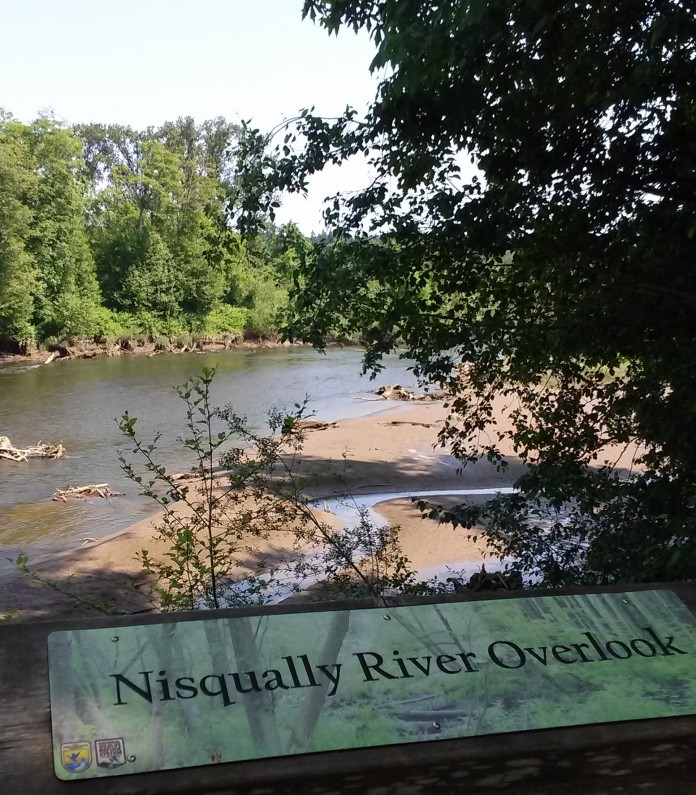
[119, 367, 419, 610]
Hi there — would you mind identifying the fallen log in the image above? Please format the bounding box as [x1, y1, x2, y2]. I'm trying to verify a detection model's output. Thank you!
[296, 419, 338, 431]
[52, 484, 123, 502]
[380, 420, 434, 428]
[0, 437, 65, 462]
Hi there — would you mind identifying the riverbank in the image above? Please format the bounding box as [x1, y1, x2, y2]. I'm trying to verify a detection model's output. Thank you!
[0, 400, 524, 622]
[0, 334, 311, 368]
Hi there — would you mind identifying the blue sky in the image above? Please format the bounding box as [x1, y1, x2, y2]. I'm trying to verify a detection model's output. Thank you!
[0, 0, 380, 232]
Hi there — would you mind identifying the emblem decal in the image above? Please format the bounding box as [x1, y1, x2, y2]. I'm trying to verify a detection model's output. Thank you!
[95, 737, 127, 768]
[61, 742, 92, 773]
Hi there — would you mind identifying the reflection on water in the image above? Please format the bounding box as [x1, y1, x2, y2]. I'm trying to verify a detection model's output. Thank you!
[322, 488, 517, 527]
[0, 347, 416, 567]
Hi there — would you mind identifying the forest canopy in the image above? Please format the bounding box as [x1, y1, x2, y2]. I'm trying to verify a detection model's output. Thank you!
[0, 112, 313, 350]
[249, 0, 696, 585]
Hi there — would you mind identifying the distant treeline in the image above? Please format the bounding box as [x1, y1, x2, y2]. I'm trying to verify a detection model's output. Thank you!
[0, 111, 315, 351]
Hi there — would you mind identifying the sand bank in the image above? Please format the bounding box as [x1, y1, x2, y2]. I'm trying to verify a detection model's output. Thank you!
[0, 400, 523, 621]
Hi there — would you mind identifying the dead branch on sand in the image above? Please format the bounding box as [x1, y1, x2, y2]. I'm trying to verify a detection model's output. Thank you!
[380, 420, 434, 428]
[296, 419, 338, 431]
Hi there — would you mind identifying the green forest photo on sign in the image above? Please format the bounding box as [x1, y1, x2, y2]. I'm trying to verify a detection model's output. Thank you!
[48, 590, 696, 780]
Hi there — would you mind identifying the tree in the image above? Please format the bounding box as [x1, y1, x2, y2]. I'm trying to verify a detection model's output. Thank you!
[250, 1, 696, 585]
[117, 228, 181, 318]
[83, 119, 258, 324]
[0, 114, 106, 346]
[234, 224, 313, 337]
[24, 118, 102, 338]
[0, 112, 37, 347]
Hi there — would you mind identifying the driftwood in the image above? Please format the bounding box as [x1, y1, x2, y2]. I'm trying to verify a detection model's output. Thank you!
[376, 384, 447, 401]
[170, 464, 226, 481]
[52, 483, 123, 502]
[0, 437, 65, 462]
[296, 419, 338, 431]
[171, 471, 200, 481]
[380, 420, 434, 428]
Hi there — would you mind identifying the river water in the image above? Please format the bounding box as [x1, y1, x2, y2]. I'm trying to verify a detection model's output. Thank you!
[0, 347, 418, 569]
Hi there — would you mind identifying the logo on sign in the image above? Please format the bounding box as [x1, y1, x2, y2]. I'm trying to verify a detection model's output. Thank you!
[61, 742, 92, 773]
[95, 737, 126, 768]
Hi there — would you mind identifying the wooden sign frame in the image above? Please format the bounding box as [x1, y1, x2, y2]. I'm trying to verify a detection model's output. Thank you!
[2, 584, 696, 793]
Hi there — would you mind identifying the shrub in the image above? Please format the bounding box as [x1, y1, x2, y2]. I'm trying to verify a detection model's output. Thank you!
[118, 368, 418, 610]
[246, 280, 287, 337]
[173, 333, 193, 349]
[203, 304, 248, 336]
[42, 293, 100, 340]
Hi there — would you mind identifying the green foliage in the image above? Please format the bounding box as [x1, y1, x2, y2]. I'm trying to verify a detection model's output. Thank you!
[153, 334, 170, 351]
[249, 1, 696, 585]
[229, 226, 309, 337]
[25, 119, 102, 339]
[0, 112, 315, 348]
[202, 304, 248, 336]
[90, 307, 135, 340]
[0, 113, 101, 346]
[46, 291, 102, 339]
[245, 277, 288, 337]
[117, 228, 181, 318]
[0, 113, 38, 346]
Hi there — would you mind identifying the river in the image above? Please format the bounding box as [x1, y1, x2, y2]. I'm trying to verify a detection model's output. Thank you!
[0, 347, 419, 570]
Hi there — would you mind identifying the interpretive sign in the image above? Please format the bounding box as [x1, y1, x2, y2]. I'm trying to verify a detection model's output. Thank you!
[48, 590, 696, 780]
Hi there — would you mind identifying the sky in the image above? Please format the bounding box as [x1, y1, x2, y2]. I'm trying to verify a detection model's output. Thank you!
[0, 0, 381, 233]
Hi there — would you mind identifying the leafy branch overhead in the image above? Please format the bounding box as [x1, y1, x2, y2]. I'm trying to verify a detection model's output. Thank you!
[240, 0, 696, 585]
